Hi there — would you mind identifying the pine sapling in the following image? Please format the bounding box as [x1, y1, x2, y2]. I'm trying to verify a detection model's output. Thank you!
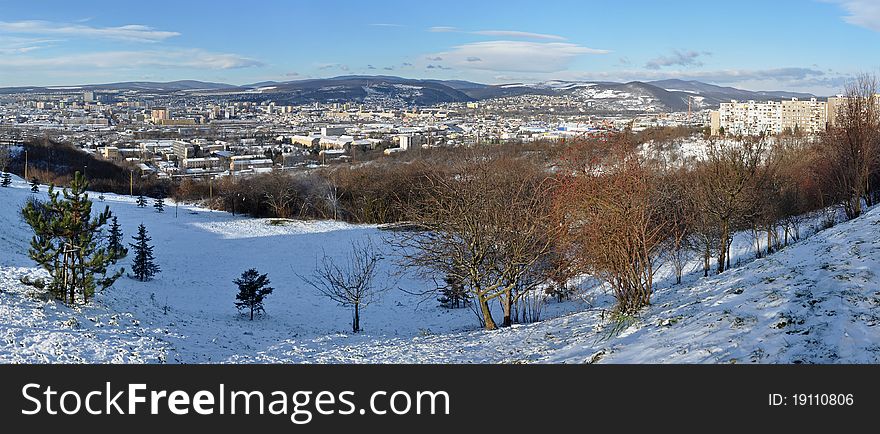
[130, 224, 160, 281]
[234, 268, 274, 320]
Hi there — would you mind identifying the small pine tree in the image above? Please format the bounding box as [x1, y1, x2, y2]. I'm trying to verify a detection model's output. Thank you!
[153, 197, 164, 213]
[234, 268, 274, 320]
[98, 193, 106, 202]
[438, 275, 468, 309]
[130, 224, 160, 281]
[0, 172, 11, 187]
[136, 194, 147, 208]
[107, 216, 128, 263]
[21, 172, 123, 304]
[30, 177, 39, 193]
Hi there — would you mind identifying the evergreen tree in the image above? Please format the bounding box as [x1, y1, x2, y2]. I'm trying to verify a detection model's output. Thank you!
[234, 268, 274, 320]
[107, 216, 128, 263]
[130, 224, 160, 281]
[438, 275, 468, 309]
[153, 197, 165, 213]
[0, 171, 10, 187]
[21, 172, 123, 304]
[136, 194, 147, 208]
[30, 177, 39, 193]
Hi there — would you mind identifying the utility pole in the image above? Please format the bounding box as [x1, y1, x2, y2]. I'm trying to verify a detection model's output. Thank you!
[24, 149, 28, 180]
[129, 170, 133, 196]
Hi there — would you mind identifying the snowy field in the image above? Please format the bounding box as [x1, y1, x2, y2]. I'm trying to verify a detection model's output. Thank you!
[1, 174, 878, 364]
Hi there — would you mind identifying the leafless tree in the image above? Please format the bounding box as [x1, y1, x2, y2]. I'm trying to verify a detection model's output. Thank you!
[659, 167, 697, 284]
[262, 171, 297, 218]
[394, 152, 556, 330]
[690, 138, 769, 273]
[824, 73, 880, 219]
[299, 239, 389, 333]
[324, 179, 341, 221]
[555, 144, 671, 314]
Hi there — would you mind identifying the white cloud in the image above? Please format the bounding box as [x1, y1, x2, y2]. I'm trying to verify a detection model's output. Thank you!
[0, 49, 263, 70]
[0, 20, 179, 42]
[0, 36, 60, 54]
[471, 30, 566, 41]
[429, 26, 458, 32]
[316, 63, 350, 71]
[369, 23, 404, 28]
[428, 26, 567, 41]
[828, 0, 880, 31]
[431, 40, 609, 73]
[645, 50, 710, 69]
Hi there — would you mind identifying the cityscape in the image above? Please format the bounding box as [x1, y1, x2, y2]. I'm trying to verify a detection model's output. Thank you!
[1, 3, 880, 423]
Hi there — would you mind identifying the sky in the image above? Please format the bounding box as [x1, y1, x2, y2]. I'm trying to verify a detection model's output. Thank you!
[0, 0, 879, 95]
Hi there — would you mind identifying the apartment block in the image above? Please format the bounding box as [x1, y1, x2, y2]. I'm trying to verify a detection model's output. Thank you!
[710, 98, 827, 136]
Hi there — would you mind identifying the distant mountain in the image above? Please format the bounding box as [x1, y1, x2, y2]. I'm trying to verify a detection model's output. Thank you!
[0, 80, 238, 94]
[455, 79, 818, 111]
[0, 76, 820, 111]
[648, 79, 816, 105]
[458, 80, 693, 112]
[235, 76, 474, 106]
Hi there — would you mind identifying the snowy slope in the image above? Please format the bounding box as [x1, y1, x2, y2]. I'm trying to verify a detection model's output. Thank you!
[0, 176, 580, 363]
[1, 174, 878, 364]
[228, 205, 880, 364]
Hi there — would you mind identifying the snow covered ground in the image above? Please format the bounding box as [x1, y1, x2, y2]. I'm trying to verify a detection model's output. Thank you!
[1, 174, 878, 364]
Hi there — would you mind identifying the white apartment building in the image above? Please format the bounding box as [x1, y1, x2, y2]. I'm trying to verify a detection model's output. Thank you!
[710, 97, 827, 136]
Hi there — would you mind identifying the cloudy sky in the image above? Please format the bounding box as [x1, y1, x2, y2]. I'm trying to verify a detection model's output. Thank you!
[0, 0, 878, 94]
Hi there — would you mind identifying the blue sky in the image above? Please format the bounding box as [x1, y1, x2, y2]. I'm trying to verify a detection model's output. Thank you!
[0, 0, 878, 94]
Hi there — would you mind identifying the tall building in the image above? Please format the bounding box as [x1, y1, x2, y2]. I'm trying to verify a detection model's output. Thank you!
[83, 91, 95, 103]
[825, 94, 880, 127]
[710, 98, 828, 136]
[151, 107, 170, 123]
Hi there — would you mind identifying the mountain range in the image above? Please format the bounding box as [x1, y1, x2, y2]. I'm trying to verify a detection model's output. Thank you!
[0, 76, 821, 112]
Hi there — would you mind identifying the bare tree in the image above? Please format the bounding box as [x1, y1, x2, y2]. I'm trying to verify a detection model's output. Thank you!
[555, 143, 671, 314]
[262, 171, 297, 218]
[324, 179, 341, 221]
[660, 167, 697, 284]
[299, 239, 388, 333]
[690, 138, 768, 273]
[394, 153, 556, 330]
[824, 73, 880, 219]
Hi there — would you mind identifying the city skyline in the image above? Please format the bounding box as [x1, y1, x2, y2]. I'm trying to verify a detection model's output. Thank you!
[0, 0, 879, 94]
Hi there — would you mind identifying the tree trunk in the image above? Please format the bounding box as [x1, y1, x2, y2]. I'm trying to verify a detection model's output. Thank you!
[717, 224, 729, 274]
[352, 303, 360, 333]
[726, 237, 732, 270]
[502, 290, 513, 328]
[479, 297, 497, 330]
[703, 242, 710, 277]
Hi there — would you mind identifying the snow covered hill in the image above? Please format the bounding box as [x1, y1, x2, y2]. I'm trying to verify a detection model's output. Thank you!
[0, 176, 580, 363]
[1, 175, 878, 363]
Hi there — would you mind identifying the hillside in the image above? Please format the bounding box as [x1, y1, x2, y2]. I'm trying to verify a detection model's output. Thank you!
[0, 76, 819, 110]
[649, 79, 818, 105]
[0, 175, 877, 363]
